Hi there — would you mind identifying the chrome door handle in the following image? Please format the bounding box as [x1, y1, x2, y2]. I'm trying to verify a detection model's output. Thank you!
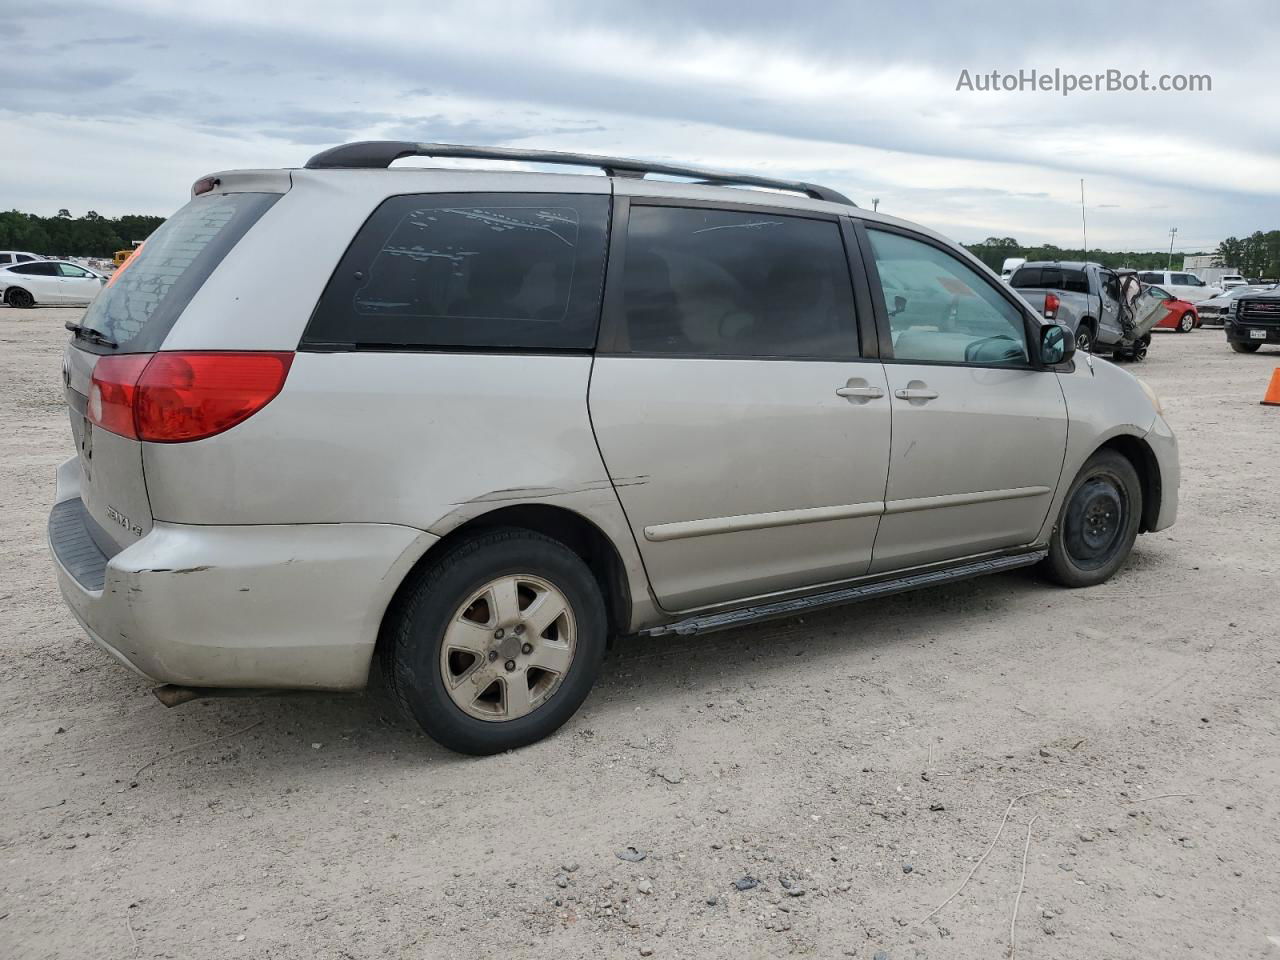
[894, 387, 939, 400]
[836, 385, 885, 400]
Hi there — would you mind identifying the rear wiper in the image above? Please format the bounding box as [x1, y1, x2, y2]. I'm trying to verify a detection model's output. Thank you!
[65, 321, 119, 349]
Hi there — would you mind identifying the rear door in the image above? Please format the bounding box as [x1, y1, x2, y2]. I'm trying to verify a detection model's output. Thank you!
[11, 262, 64, 302]
[589, 198, 890, 611]
[1094, 267, 1125, 343]
[858, 224, 1068, 574]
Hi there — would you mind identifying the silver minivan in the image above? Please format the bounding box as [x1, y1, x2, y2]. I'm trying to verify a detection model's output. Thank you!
[48, 142, 1179, 754]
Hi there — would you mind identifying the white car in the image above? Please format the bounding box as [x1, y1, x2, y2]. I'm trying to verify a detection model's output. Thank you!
[0, 250, 41, 268]
[0, 261, 108, 308]
[1136, 270, 1221, 303]
[1218, 274, 1248, 290]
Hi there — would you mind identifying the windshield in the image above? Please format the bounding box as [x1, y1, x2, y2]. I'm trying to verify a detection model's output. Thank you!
[79, 192, 279, 352]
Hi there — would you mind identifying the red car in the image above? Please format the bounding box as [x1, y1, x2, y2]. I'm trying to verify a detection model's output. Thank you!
[1148, 286, 1201, 332]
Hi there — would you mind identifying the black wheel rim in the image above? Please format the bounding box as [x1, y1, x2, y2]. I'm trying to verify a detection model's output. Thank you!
[1063, 476, 1126, 570]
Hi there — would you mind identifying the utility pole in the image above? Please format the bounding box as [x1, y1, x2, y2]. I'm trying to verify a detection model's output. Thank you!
[872, 197, 880, 212]
[1080, 179, 1087, 259]
[1168, 227, 1178, 269]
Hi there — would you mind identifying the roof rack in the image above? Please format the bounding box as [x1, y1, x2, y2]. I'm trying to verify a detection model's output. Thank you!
[303, 141, 855, 206]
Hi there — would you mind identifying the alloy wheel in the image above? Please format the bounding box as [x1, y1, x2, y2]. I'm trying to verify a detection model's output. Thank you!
[439, 574, 576, 722]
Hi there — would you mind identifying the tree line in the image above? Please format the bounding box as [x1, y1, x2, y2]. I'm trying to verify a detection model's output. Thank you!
[0, 209, 166, 259]
[966, 233, 1280, 280]
[1215, 232, 1280, 279]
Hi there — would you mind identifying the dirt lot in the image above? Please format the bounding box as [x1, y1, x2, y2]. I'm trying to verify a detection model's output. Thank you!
[2, 306, 1278, 960]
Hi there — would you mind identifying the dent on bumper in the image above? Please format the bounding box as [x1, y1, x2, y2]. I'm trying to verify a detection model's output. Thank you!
[1144, 414, 1179, 531]
[51, 497, 436, 690]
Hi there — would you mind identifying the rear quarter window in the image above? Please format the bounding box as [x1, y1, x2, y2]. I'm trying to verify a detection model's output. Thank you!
[304, 193, 610, 351]
[78, 192, 280, 353]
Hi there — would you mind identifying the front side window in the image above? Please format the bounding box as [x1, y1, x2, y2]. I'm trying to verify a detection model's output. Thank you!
[305, 193, 610, 351]
[614, 205, 858, 358]
[58, 263, 92, 278]
[868, 229, 1029, 366]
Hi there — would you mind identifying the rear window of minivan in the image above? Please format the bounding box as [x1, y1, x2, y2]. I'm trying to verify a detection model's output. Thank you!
[304, 193, 610, 351]
[78, 192, 280, 353]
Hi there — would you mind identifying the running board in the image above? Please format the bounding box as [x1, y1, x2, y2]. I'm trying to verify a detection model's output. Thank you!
[641, 550, 1048, 638]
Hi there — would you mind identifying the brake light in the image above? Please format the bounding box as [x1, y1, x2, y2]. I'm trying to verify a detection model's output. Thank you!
[88, 354, 152, 440]
[88, 352, 293, 442]
[1043, 293, 1060, 318]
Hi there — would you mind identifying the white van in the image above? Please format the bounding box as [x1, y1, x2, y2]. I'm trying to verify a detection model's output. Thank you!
[1137, 270, 1221, 303]
[1000, 257, 1026, 283]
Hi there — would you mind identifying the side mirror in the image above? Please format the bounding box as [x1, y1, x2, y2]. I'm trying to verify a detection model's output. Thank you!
[888, 294, 907, 317]
[1039, 323, 1075, 365]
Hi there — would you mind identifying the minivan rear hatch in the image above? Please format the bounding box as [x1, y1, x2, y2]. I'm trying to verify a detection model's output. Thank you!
[64, 189, 281, 561]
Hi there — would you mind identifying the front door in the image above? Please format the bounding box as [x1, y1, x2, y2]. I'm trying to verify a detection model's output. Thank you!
[57, 263, 105, 303]
[589, 202, 891, 611]
[861, 227, 1069, 574]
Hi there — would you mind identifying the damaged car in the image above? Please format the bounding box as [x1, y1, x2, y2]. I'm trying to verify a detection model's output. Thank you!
[48, 142, 1179, 754]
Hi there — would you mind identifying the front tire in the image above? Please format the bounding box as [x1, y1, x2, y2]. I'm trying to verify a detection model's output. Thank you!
[1043, 450, 1142, 588]
[1230, 340, 1261, 353]
[1177, 312, 1195, 333]
[382, 528, 607, 755]
[5, 288, 34, 309]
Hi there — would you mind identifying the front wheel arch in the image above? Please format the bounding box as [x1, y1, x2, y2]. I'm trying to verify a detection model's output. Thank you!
[1096, 435, 1161, 533]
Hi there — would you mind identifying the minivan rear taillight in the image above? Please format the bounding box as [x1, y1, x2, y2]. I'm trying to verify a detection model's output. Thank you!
[1043, 292, 1060, 319]
[88, 352, 293, 442]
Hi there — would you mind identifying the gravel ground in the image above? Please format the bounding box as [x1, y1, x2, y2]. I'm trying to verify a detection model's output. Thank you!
[2, 306, 1278, 960]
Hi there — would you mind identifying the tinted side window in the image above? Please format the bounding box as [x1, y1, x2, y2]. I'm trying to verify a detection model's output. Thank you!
[14, 262, 58, 276]
[1139, 272, 1162, 284]
[0, 255, 10, 264]
[1062, 270, 1089, 294]
[305, 193, 609, 351]
[614, 206, 858, 358]
[868, 229, 1028, 366]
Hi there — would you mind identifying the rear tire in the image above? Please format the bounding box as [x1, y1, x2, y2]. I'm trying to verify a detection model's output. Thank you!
[1074, 322, 1095, 353]
[1230, 340, 1261, 353]
[1043, 450, 1142, 589]
[382, 528, 607, 755]
[5, 288, 34, 309]
[1177, 312, 1195, 333]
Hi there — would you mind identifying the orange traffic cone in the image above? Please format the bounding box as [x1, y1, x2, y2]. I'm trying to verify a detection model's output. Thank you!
[1263, 368, 1280, 407]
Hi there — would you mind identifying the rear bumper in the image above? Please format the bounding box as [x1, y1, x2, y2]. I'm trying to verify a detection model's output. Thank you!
[48, 457, 436, 690]
[1144, 415, 1179, 532]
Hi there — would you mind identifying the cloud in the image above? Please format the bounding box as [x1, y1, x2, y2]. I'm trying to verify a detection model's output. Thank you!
[0, 0, 1276, 250]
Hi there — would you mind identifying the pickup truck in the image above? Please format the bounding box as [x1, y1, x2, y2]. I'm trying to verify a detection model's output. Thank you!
[1010, 260, 1156, 359]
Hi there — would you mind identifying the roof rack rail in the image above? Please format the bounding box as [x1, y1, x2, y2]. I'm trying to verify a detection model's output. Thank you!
[303, 141, 855, 206]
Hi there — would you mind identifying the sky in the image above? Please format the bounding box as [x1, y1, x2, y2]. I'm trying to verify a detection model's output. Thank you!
[1, 0, 1278, 252]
